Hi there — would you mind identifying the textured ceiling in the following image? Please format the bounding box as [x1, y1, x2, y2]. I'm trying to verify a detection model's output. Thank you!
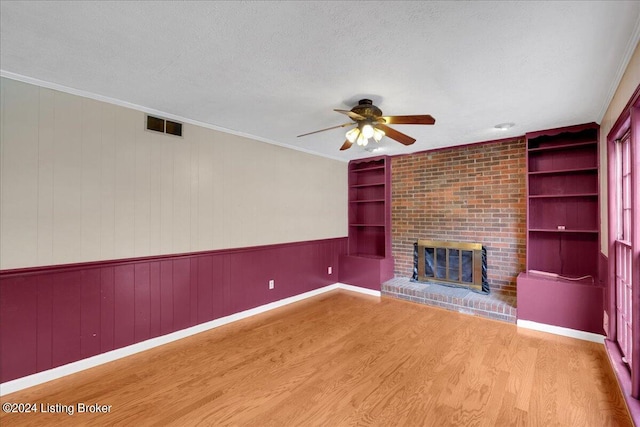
[1, 1, 639, 161]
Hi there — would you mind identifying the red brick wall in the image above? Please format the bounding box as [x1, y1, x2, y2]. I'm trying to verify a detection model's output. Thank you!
[391, 138, 526, 296]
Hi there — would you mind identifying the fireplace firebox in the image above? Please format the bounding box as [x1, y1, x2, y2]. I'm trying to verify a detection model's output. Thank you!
[412, 240, 489, 293]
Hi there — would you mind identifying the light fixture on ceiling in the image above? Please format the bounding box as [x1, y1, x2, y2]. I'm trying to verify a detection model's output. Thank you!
[345, 122, 386, 147]
[361, 123, 375, 139]
[494, 122, 515, 130]
[373, 127, 385, 142]
[345, 127, 360, 143]
[298, 98, 434, 151]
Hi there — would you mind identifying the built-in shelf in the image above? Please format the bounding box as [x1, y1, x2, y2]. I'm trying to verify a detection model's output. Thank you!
[524, 123, 600, 279]
[340, 155, 394, 291]
[518, 122, 602, 335]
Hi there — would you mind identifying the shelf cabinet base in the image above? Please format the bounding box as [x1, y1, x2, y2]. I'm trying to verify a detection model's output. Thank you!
[516, 272, 604, 334]
[339, 255, 394, 291]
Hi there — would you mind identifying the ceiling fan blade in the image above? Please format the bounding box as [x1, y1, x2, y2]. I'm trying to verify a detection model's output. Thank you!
[297, 122, 354, 138]
[382, 115, 436, 125]
[334, 109, 366, 121]
[339, 140, 353, 151]
[376, 123, 416, 146]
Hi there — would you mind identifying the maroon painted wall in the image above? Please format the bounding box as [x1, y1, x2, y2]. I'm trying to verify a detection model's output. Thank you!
[0, 238, 347, 383]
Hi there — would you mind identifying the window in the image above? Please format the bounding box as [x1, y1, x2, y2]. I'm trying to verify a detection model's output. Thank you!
[607, 92, 639, 400]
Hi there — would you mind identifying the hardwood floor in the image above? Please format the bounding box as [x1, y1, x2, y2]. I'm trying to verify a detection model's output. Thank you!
[0, 290, 631, 426]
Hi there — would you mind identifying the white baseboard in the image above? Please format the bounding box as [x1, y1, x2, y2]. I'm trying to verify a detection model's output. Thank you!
[0, 282, 377, 396]
[336, 282, 382, 297]
[517, 319, 605, 343]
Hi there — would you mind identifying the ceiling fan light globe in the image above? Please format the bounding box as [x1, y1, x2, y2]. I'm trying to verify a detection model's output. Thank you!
[356, 133, 366, 146]
[373, 128, 385, 142]
[345, 128, 359, 143]
[361, 124, 375, 139]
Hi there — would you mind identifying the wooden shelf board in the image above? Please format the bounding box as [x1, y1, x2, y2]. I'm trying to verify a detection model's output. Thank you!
[529, 228, 599, 233]
[351, 165, 385, 173]
[350, 199, 385, 203]
[528, 167, 598, 175]
[350, 183, 385, 188]
[528, 141, 597, 153]
[529, 193, 598, 198]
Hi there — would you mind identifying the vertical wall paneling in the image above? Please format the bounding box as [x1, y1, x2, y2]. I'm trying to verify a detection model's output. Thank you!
[113, 265, 135, 348]
[212, 254, 225, 319]
[172, 138, 191, 253]
[113, 109, 136, 259]
[80, 268, 101, 359]
[0, 78, 347, 270]
[0, 80, 39, 267]
[52, 92, 83, 265]
[222, 252, 234, 316]
[160, 260, 174, 335]
[0, 277, 38, 382]
[134, 263, 151, 343]
[196, 129, 214, 251]
[0, 237, 348, 383]
[99, 103, 117, 260]
[189, 129, 200, 253]
[1, 78, 349, 383]
[159, 137, 174, 254]
[134, 120, 152, 257]
[149, 261, 162, 338]
[36, 275, 53, 372]
[148, 131, 162, 255]
[223, 141, 248, 247]
[189, 258, 199, 326]
[37, 88, 55, 265]
[172, 258, 191, 331]
[100, 267, 115, 352]
[51, 272, 81, 368]
[197, 255, 214, 323]
[80, 98, 103, 261]
[211, 133, 229, 250]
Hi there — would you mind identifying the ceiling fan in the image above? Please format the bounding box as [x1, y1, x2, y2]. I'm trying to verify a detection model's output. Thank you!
[297, 99, 435, 151]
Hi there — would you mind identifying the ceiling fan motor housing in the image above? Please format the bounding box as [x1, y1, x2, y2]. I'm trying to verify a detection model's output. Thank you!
[351, 99, 382, 119]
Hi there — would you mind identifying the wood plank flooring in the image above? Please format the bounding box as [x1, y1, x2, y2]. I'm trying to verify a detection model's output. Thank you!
[0, 290, 632, 426]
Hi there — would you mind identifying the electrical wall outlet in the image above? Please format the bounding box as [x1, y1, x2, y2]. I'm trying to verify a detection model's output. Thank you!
[269, 279, 274, 290]
[328, 266, 332, 275]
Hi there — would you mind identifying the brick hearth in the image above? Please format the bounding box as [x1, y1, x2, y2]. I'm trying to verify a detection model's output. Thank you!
[382, 277, 517, 323]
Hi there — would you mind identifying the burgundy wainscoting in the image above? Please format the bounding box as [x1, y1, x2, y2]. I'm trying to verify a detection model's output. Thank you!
[0, 237, 347, 384]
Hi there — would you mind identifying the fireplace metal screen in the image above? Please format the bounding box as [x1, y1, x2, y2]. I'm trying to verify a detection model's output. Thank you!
[413, 240, 488, 293]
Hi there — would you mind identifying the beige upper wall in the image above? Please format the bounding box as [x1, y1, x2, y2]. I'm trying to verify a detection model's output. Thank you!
[0, 77, 348, 270]
[599, 41, 640, 257]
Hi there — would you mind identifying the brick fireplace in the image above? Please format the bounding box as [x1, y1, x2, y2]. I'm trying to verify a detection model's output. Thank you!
[382, 137, 526, 323]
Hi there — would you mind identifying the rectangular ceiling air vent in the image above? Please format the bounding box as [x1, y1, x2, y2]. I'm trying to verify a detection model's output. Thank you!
[165, 120, 182, 137]
[146, 115, 183, 137]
